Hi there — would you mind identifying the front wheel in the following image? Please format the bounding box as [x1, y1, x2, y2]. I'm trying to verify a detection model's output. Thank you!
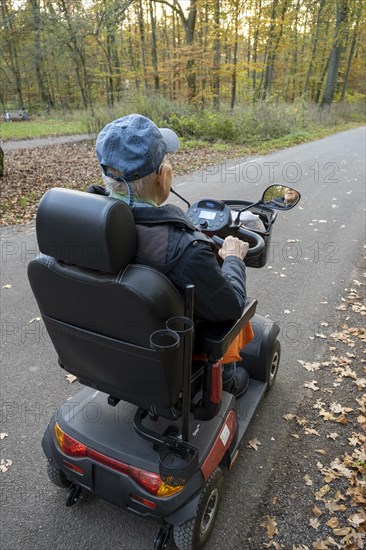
[173, 468, 224, 550]
[267, 340, 280, 391]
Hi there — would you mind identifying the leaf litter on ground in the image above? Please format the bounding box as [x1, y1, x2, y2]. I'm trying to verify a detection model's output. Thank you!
[246, 274, 366, 549]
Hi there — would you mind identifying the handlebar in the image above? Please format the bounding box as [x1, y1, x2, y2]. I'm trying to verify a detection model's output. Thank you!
[211, 227, 265, 259]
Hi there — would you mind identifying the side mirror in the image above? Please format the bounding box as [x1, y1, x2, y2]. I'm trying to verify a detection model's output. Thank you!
[261, 185, 301, 210]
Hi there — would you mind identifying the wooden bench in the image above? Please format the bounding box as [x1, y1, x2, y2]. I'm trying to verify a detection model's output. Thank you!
[3, 109, 29, 122]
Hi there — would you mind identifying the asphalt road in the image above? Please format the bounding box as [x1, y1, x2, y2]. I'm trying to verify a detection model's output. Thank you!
[1, 127, 365, 550]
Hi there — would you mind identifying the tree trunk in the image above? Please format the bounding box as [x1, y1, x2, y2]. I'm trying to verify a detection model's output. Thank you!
[136, 0, 149, 90]
[231, 1, 240, 110]
[340, 2, 362, 101]
[262, 0, 289, 99]
[154, 0, 197, 99]
[59, 0, 93, 111]
[149, 0, 160, 91]
[29, 0, 53, 107]
[1, 0, 24, 106]
[252, 0, 262, 98]
[321, 0, 349, 106]
[212, 0, 221, 109]
[304, 0, 326, 96]
[340, 26, 357, 100]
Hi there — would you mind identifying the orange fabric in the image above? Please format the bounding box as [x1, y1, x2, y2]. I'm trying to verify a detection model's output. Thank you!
[222, 321, 254, 363]
[192, 321, 254, 364]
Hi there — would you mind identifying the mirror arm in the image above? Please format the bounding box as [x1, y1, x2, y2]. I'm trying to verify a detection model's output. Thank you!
[170, 187, 191, 208]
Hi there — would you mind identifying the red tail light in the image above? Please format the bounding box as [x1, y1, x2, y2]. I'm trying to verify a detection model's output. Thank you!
[129, 465, 162, 494]
[53, 423, 184, 497]
[54, 422, 87, 456]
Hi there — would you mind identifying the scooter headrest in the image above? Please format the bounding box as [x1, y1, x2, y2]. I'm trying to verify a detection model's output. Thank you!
[36, 188, 137, 273]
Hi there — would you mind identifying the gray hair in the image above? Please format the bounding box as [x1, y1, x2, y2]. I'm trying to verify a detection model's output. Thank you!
[101, 168, 157, 198]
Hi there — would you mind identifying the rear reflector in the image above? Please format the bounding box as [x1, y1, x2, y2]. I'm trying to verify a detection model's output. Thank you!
[63, 460, 84, 475]
[130, 494, 157, 509]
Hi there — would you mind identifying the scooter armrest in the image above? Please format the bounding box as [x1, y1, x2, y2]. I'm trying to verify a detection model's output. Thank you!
[195, 298, 257, 360]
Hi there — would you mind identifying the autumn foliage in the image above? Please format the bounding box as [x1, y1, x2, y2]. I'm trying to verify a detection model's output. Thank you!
[1, 0, 365, 112]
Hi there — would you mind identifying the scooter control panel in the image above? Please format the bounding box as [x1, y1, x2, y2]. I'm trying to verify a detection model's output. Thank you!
[186, 199, 232, 232]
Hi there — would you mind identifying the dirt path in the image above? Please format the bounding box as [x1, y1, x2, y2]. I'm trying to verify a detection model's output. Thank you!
[1, 133, 94, 151]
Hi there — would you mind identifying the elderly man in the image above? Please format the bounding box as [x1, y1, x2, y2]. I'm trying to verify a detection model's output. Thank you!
[90, 114, 252, 397]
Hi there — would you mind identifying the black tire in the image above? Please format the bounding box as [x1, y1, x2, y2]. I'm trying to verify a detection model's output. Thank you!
[266, 340, 280, 391]
[173, 468, 224, 550]
[47, 462, 70, 488]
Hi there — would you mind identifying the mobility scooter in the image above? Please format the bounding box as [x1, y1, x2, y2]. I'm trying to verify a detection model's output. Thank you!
[28, 184, 300, 549]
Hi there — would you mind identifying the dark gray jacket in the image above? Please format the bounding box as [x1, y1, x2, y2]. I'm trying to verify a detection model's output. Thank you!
[88, 186, 247, 322]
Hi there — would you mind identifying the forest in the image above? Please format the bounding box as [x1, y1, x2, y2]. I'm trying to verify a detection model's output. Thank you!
[1, 0, 365, 115]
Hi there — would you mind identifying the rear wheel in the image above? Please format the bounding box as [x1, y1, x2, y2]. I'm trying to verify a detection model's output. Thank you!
[267, 340, 280, 391]
[173, 468, 224, 550]
[47, 462, 70, 488]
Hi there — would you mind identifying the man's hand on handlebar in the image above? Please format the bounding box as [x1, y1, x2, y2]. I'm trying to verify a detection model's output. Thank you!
[218, 236, 249, 261]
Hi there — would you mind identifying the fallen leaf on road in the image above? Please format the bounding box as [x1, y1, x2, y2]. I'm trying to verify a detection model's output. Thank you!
[347, 512, 365, 528]
[304, 474, 313, 486]
[0, 459, 13, 473]
[298, 361, 321, 372]
[312, 540, 329, 550]
[304, 427, 320, 436]
[304, 381, 319, 391]
[324, 501, 347, 513]
[312, 505, 323, 517]
[65, 374, 77, 384]
[2, 284, 12, 289]
[29, 317, 41, 323]
[283, 413, 296, 421]
[248, 437, 261, 450]
[315, 449, 327, 455]
[309, 517, 320, 530]
[326, 517, 339, 529]
[332, 527, 351, 536]
[0, 433, 9, 439]
[261, 516, 278, 538]
[315, 484, 331, 500]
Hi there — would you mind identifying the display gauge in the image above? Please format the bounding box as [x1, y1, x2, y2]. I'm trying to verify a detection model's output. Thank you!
[199, 210, 216, 220]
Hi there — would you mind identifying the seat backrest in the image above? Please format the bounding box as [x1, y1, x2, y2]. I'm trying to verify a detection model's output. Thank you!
[28, 188, 185, 418]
